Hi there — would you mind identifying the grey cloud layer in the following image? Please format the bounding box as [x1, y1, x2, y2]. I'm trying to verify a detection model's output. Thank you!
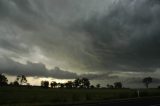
[0, 57, 77, 79]
[76, 0, 160, 72]
[0, 0, 160, 79]
[0, 57, 117, 80]
[0, 0, 114, 72]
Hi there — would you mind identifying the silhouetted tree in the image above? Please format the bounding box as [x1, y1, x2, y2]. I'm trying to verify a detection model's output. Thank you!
[41, 81, 49, 88]
[81, 78, 90, 88]
[26, 83, 30, 86]
[9, 81, 19, 86]
[9, 82, 13, 86]
[56, 83, 65, 88]
[13, 81, 20, 86]
[60, 83, 64, 88]
[90, 85, 95, 88]
[107, 84, 114, 89]
[0, 74, 8, 86]
[16, 75, 27, 85]
[114, 82, 122, 88]
[50, 81, 57, 88]
[73, 78, 90, 88]
[57, 83, 61, 88]
[65, 81, 73, 88]
[74, 78, 81, 88]
[41, 81, 44, 87]
[96, 84, 101, 88]
[142, 77, 152, 88]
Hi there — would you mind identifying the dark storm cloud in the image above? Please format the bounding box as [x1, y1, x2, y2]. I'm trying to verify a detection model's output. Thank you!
[0, 57, 78, 79]
[0, 38, 29, 54]
[80, 73, 118, 80]
[0, 57, 117, 80]
[0, 0, 112, 30]
[0, 0, 160, 82]
[75, 0, 160, 72]
[0, 0, 42, 30]
[0, 0, 114, 73]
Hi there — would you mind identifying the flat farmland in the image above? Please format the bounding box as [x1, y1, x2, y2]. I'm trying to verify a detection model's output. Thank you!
[0, 87, 160, 106]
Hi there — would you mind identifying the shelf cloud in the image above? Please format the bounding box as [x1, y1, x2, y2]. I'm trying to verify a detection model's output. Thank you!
[0, 0, 160, 85]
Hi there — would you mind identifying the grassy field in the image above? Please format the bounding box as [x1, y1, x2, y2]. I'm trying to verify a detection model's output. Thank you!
[0, 87, 160, 106]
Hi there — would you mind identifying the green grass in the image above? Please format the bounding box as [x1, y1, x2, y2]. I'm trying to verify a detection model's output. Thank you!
[0, 87, 160, 106]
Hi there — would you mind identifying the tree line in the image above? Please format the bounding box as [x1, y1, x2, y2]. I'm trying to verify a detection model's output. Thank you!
[0, 74, 157, 89]
[0, 74, 29, 87]
[41, 78, 91, 88]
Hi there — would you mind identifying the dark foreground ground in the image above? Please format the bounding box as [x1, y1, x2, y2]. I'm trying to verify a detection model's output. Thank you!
[2, 96, 160, 106]
[0, 87, 160, 106]
[70, 96, 160, 106]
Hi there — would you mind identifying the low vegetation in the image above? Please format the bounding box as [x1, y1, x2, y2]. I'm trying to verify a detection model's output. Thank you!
[0, 74, 160, 105]
[1, 87, 160, 106]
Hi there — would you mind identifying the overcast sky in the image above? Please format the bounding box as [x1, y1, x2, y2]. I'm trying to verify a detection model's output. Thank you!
[0, 0, 160, 87]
